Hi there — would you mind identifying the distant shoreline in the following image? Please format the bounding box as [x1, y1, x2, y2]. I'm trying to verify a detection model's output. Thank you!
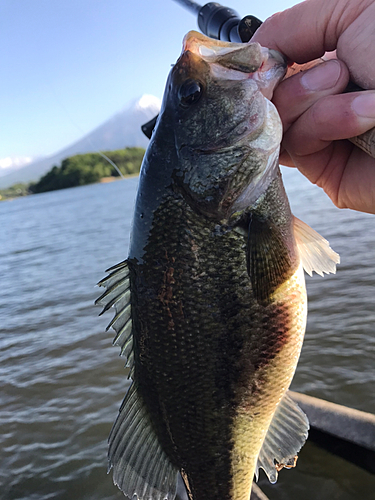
[0, 173, 140, 202]
[0, 147, 145, 201]
[100, 173, 139, 183]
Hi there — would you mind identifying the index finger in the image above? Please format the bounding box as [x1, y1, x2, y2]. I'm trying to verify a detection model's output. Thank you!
[251, 0, 368, 64]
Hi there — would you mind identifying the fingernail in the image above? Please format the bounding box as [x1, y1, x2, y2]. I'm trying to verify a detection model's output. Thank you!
[352, 92, 375, 118]
[301, 60, 341, 91]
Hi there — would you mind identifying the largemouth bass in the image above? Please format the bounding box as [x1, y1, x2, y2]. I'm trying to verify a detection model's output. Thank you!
[97, 31, 339, 500]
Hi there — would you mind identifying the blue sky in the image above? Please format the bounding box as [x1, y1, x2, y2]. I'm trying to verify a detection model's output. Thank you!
[1, 0, 297, 160]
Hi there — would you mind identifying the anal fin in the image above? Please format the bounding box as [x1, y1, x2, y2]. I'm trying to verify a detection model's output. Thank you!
[109, 382, 178, 500]
[256, 391, 309, 484]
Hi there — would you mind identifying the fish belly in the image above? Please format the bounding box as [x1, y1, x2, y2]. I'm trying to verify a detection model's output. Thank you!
[230, 264, 307, 500]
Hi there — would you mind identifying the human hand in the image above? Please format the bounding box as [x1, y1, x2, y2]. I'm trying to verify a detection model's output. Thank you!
[252, 0, 375, 214]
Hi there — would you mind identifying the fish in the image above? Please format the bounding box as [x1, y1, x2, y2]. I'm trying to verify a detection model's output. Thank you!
[96, 31, 340, 500]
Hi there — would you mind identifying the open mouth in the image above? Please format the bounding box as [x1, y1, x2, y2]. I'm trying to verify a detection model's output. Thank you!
[182, 31, 287, 99]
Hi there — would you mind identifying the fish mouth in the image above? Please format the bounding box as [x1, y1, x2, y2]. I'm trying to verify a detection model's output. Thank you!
[182, 31, 287, 99]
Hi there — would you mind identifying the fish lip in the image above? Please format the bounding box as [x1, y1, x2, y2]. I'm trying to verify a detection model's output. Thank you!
[181, 31, 287, 102]
[182, 31, 287, 80]
[182, 30, 246, 56]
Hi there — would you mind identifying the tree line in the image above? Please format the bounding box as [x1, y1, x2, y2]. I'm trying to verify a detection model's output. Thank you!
[29, 147, 145, 194]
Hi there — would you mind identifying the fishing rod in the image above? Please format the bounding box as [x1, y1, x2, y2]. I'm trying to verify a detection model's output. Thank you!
[141, 1, 263, 140]
[142, 0, 375, 158]
[173, 0, 262, 42]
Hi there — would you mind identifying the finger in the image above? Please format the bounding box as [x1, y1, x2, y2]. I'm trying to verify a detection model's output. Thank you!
[279, 149, 294, 168]
[283, 91, 375, 157]
[251, 0, 375, 70]
[337, 147, 375, 213]
[284, 141, 375, 213]
[251, 0, 337, 62]
[273, 59, 349, 133]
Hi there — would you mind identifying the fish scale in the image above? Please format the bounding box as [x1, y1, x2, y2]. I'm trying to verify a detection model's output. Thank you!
[97, 31, 339, 500]
[128, 182, 304, 499]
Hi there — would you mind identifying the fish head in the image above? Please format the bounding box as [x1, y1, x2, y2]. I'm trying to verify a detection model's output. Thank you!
[160, 31, 287, 220]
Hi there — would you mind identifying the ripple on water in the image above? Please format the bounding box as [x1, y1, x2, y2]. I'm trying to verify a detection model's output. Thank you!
[0, 174, 374, 499]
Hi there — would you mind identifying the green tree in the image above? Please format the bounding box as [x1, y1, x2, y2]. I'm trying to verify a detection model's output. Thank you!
[29, 147, 145, 194]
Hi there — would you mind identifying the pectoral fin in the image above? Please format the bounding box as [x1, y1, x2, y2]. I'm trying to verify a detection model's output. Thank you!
[256, 391, 309, 484]
[108, 383, 178, 500]
[293, 217, 340, 277]
[247, 213, 294, 302]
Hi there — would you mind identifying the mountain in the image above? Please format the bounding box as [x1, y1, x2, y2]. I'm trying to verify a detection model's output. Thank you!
[0, 156, 37, 177]
[0, 95, 161, 188]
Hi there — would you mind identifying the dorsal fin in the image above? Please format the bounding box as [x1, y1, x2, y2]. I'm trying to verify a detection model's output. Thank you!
[293, 217, 340, 277]
[96, 260, 134, 376]
[256, 391, 309, 484]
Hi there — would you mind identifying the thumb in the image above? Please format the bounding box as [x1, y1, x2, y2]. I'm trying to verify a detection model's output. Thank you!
[251, 0, 374, 78]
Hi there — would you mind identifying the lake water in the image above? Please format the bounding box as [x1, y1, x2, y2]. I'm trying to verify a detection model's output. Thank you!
[1, 168, 374, 500]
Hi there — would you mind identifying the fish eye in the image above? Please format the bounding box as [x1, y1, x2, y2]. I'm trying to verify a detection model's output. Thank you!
[178, 79, 203, 107]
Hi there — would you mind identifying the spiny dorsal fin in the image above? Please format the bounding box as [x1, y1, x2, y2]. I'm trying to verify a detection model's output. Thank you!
[96, 260, 134, 375]
[256, 391, 309, 484]
[293, 217, 340, 277]
[108, 382, 178, 500]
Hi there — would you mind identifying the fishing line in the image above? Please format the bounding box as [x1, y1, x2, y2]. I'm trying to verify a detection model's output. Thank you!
[94, 150, 125, 179]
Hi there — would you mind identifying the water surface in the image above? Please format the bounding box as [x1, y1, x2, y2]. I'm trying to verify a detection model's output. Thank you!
[1, 170, 374, 499]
